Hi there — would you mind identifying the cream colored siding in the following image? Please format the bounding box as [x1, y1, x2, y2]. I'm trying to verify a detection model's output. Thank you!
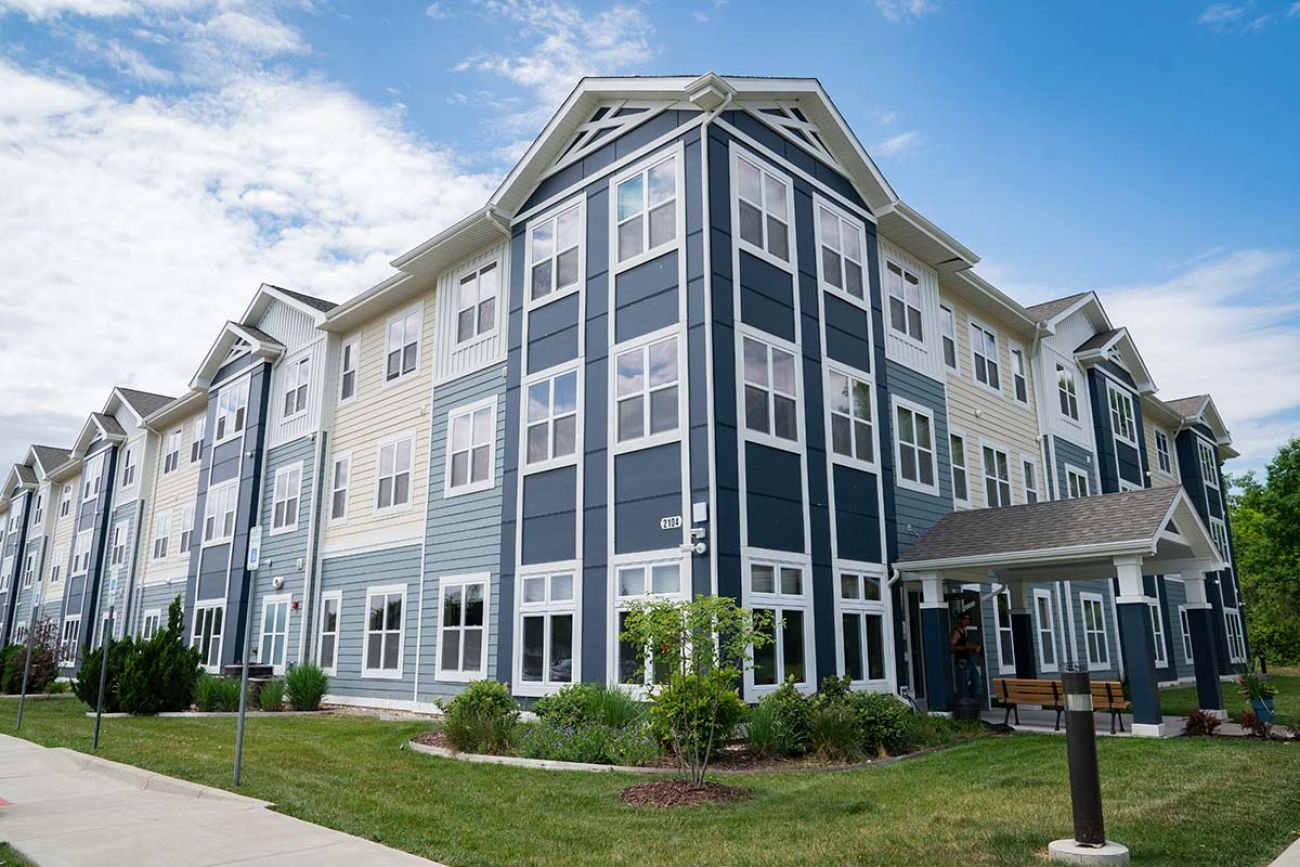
[433, 242, 509, 383]
[1145, 422, 1180, 487]
[42, 470, 81, 605]
[138, 406, 205, 587]
[877, 235, 943, 380]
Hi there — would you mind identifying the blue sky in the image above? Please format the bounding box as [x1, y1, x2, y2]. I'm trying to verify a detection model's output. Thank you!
[1, 0, 1297, 473]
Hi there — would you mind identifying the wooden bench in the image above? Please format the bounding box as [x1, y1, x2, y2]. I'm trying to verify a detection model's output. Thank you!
[992, 677, 1131, 734]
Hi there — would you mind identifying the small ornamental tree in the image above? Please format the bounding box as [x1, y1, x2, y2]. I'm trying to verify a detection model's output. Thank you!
[0, 618, 59, 694]
[620, 595, 772, 787]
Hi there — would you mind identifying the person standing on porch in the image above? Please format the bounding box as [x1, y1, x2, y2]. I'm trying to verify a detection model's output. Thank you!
[950, 612, 983, 700]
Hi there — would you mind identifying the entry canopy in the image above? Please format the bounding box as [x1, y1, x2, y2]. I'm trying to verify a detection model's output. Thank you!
[895, 487, 1225, 585]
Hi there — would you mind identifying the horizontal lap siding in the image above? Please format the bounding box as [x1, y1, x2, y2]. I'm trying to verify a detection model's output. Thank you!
[135, 581, 183, 635]
[1053, 436, 1099, 497]
[138, 406, 205, 588]
[1069, 579, 1122, 680]
[885, 361, 953, 555]
[255, 436, 319, 667]
[1144, 421, 1180, 487]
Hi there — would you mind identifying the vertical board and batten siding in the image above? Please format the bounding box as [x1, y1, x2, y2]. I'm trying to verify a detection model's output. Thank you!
[433, 242, 510, 383]
[1037, 308, 1099, 454]
[253, 436, 319, 667]
[876, 236, 943, 382]
[264, 329, 329, 452]
[885, 360, 953, 555]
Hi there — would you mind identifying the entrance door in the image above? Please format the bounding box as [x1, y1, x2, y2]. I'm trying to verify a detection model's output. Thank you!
[951, 588, 992, 709]
[902, 588, 926, 705]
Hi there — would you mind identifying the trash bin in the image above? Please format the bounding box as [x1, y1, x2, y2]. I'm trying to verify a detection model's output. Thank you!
[952, 697, 980, 721]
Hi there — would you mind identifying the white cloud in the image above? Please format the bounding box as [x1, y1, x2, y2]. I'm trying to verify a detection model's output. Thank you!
[425, 1, 450, 19]
[1290, 1, 1300, 17]
[872, 129, 922, 157]
[0, 0, 204, 19]
[1198, 1, 1277, 32]
[194, 9, 306, 55]
[1199, 2, 1247, 25]
[875, 0, 935, 22]
[71, 31, 176, 84]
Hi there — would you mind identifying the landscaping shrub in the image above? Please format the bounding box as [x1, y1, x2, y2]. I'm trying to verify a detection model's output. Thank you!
[805, 676, 919, 759]
[747, 679, 810, 757]
[1183, 709, 1223, 737]
[194, 673, 244, 712]
[45, 679, 70, 694]
[439, 680, 520, 754]
[533, 682, 643, 729]
[74, 636, 136, 713]
[808, 701, 863, 762]
[258, 678, 285, 711]
[1239, 708, 1271, 739]
[897, 712, 983, 750]
[0, 620, 59, 694]
[117, 598, 202, 715]
[0, 644, 20, 692]
[520, 722, 658, 766]
[856, 690, 914, 756]
[648, 671, 747, 761]
[285, 663, 329, 711]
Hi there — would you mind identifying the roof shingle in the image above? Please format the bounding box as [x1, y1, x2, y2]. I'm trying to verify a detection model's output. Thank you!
[1027, 292, 1089, 322]
[117, 387, 175, 419]
[31, 445, 71, 473]
[267, 285, 338, 313]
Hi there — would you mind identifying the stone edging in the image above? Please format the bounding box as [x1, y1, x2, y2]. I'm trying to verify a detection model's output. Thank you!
[84, 710, 329, 719]
[51, 747, 276, 808]
[0, 692, 77, 700]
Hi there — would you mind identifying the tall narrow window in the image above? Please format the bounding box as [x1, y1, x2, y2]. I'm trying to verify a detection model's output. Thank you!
[994, 591, 1016, 673]
[939, 305, 957, 369]
[1034, 590, 1058, 673]
[164, 429, 182, 474]
[615, 337, 678, 445]
[1209, 518, 1229, 560]
[950, 433, 969, 504]
[190, 416, 206, 463]
[203, 482, 238, 543]
[983, 446, 1011, 507]
[0, 557, 10, 592]
[32, 491, 43, 526]
[21, 552, 36, 589]
[817, 204, 864, 300]
[259, 597, 290, 673]
[151, 513, 171, 560]
[1108, 387, 1136, 444]
[191, 605, 224, 670]
[1149, 600, 1167, 668]
[749, 562, 809, 688]
[615, 560, 684, 686]
[447, 404, 494, 493]
[1056, 364, 1079, 421]
[1225, 609, 1246, 662]
[60, 616, 82, 665]
[1023, 459, 1039, 504]
[377, 438, 414, 509]
[83, 455, 103, 500]
[827, 370, 874, 465]
[270, 464, 302, 533]
[519, 571, 576, 689]
[318, 592, 341, 675]
[60, 484, 72, 518]
[330, 454, 350, 522]
[364, 585, 406, 677]
[438, 576, 488, 680]
[1198, 440, 1219, 488]
[970, 321, 1000, 390]
[338, 339, 359, 403]
[110, 521, 128, 567]
[72, 529, 92, 575]
[49, 548, 65, 584]
[1010, 347, 1028, 403]
[1066, 467, 1090, 499]
[1155, 430, 1172, 474]
[1081, 594, 1109, 669]
[886, 261, 923, 341]
[141, 610, 161, 640]
[736, 154, 790, 262]
[283, 358, 310, 418]
[1178, 606, 1194, 662]
[385, 307, 421, 382]
[616, 155, 677, 263]
[214, 379, 249, 443]
[839, 570, 886, 683]
[895, 402, 936, 491]
[530, 203, 581, 302]
[527, 370, 579, 464]
[120, 448, 136, 488]
[179, 503, 194, 553]
[743, 336, 798, 443]
[457, 262, 499, 343]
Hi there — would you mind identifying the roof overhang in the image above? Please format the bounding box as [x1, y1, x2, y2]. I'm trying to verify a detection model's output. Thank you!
[190, 321, 285, 390]
[143, 388, 208, 433]
[241, 283, 331, 327]
[69, 413, 126, 459]
[1037, 290, 1113, 333]
[3, 465, 35, 498]
[1074, 326, 1157, 394]
[876, 200, 979, 274]
[942, 269, 1042, 338]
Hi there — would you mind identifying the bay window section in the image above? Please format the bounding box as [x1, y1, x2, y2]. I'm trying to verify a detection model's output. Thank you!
[817, 204, 865, 300]
[615, 336, 679, 447]
[616, 154, 677, 264]
[827, 369, 874, 466]
[191, 605, 224, 671]
[736, 154, 790, 263]
[526, 370, 579, 466]
[530, 202, 582, 303]
[214, 379, 249, 443]
[839, 569, 886, 684]
[203, 481, 237, 544]
[518, 570, 576, 691]
[1108, 387, 1137, 444]
[748, 561, 810, 690]
[742, 335, 798, 443]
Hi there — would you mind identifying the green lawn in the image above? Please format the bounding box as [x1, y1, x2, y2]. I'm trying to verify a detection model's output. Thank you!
[0, 844, 34, 866]
[1160, 670, 1300, 721]
[3, 701, 1299, 866]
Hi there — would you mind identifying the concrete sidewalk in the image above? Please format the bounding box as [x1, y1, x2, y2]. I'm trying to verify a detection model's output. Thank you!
[0, 734, 442, 866]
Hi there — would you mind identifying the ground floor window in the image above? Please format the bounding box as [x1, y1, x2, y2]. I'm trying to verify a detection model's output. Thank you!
[1148, 599, 1168, 668]
[993, 590, 1016, 673]
[60, 616, 81, 665]
[1033, 589, 1058, 673]
[14, 623, 28, 644]
[318, 591, 341, 676]
[364, 585, 406, 678]
[838, 568, 886, 684]
[1178, 605, 1194, 662]
[748, 558, 811, 690]
[437, 575, 488, 681]
[191, 604, 224, 670]
[518, 569, 576, 691]
[259, 596, 290, 674]
[141, 609, 162, 640]
[1224, 608, 1247, 663]
[1080, 593, 1109, 670]
[614, 558, 684, 687]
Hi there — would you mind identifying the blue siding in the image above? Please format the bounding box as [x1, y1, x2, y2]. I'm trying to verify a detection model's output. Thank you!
[253, 435, 319, 668]
[884, 361, 952, 556]
[1052, 436, 1099, 497]
[613, 444, 682, 554]
[614, 251, 679, 342]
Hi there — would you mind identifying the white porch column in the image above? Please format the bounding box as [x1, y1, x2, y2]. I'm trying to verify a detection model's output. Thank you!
[1184, 571, 1226, 717]
[1114, 555, 1162, 736]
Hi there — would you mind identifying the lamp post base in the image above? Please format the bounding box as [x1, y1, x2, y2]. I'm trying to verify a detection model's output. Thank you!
[1048, 840, 1130, 865]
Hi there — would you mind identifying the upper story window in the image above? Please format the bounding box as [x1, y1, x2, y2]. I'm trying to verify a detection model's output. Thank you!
[190, 416, 205, 464]
[179, 503, 194, 554]
[736, 154, 790, 264]
[939, 305, 957, 369]
[616, 336, 678, 447]
[969, 321, 1000, 391]
[329, 454, 350, 523]
[283, 358, 310, 419]
[385, 306, 421, 383]
[886, 261, 923, 342]
[616, 154, 677, 265]
[527, 370, 579, 466]
[1066, 466, 1090, 499]
[214, 378, 249, 443]
[1155, 430, 1172, 474]
[827, 369, 874, 466]
[1056, 364, 1079, 421]
[110, 521, 128, 567]
[120, 447, 136, 489]
[50, 547, 65, 583]
[82, 455, 103, 502]
[1198, 439, 1219, 488]
[151, 512, 171, 560]
[60, 484, 72, 518]
[950, 432, 969, 505]
[270, 464, 302, 534]
[447, 403, 494, 495]
[894, 400, 937, 494]
[72, 529, 92, 575]
[817, 203, 865, 301]
[203, 481, 238, 544]
[529, 202, 581, 304]
[377, 436, 414, 510]
[1023, 459, 1039, 504]
[22, 552, 36, 588]
[983, 446, 1011, 507]
[163, 428, 182, 474]
[1209, 517, 1229, 559]
[338, 338, 359, 404]
[743, 335, 798, 444]
[1010, 347, 1029, 403]
[457, 262, 500, 343]
[1108, 386, 1137, 445]
[32, 491, 43, 526]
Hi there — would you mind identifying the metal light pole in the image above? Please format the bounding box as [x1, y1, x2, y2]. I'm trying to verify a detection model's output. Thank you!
[92, 602, 114, 750]
[233, 525, 262, 787]
[16, 589, 40, 731]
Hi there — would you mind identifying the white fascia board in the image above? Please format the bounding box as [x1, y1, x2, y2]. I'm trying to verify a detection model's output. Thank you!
[142, 389, 207, 433]
[896, 538, 1158, 575]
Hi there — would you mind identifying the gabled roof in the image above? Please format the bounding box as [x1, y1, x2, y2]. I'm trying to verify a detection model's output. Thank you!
[1026, 292, 1091, 322]
[241, 283, 337, 327]
[142, 388, 208, 432]
[14, 464, 36, 487]
[190, 321, 285, 390]
[69, 411, 128, 459]
[1072, 325, 1156, 394]
[113, 387, 175, 421]
[268, 285, 337, 314]
[1166, 394, 1236, 455]
[1164, 395, 1210, 418]
[29, 445, 71, 477]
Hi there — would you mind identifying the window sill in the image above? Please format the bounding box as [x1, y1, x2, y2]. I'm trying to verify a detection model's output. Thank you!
[612, 242, 678, 276]
[611, 431, 681, 457]
[742, 430, 802, 454]
[268, 524, 298, 538]
[444, 478, 497, 499]
[361, 668, 405, 681]
[737, 238, 795, 275]
[896, 475, 940, 498]
[374, 502, 415, 517]
[821, 283, 871, 311]
[525, 283, 581, 314]
[886, 327, 927, 352]
[829, 452, 878, 475]
[434, 669, 486, 684]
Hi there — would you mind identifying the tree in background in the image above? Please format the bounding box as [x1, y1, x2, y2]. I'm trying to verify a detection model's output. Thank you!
[1229, 437, 1300, 665]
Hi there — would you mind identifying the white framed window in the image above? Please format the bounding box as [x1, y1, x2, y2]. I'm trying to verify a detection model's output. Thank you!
[893, 398, 937, 495]
[1209, 517, 1229, 560]
[214, 378, 249, 444]
[1149, 599, 1168, 668]
[526, 368, 580, 467]
[1066, 466, 1090, 499]
[191, 604, 224, 671]
[1081, 593, 1110, 670]
[446, 401, 495, 495]
[816, 200, 866, 302]
[82, 454, 104, 501]
[615, 335, 680, 449]
[178, 503, 195, 554]
[742, 333, 799, 446]
[950, 431, 969, 505]
[1033, 589, 1059, 673]
[1224, 609, 1246, 663]
[151, 512, 171, 561]
[437, 574, 489, 681]
[1056, 364, 1079, 421]
[270, 463, 302, 534]
[203, 481, 238, 544]
[120, 447, 136, 489]
[32, 491, 43, 526]
[163, 428, 182, 474]
[614, 556, 686, 688]
[329, 453, 351, 523]
[456, 261, 500, 343]
[338, 338, 360, 404]
[141, 609, 162, 640]
[1198, 439, 1219, 488]
[282, 357, 311, 419]
[110, 520, 129, 567]
[1023, 457, 1039, 504]
[885, 260, 924, 342]
[363, 584, 407, 678]
[838, 567, 887, 684]
[734, 151, 791, 266]
[528, 200, 583, 305]
[13, 623, 28, 645]
[317, 591, 342, 676]
[72, 529, 92, 576]
[376, 435, 414, 511]
[993, 590, 1016, 674]
[982, 445, 1011, 507]
[518, 568, 577, 693]
[747, 557, 812, 692]
[969, 320, 1000, 392]
[258, 595, 291, 674]
[1010, 346, 1028, 403]
[60, 484, 72, 518]
[615, 153, 678, 267]
[21, 552, 36, 589]
[190, 416, 205, 464]
[826, 367, 874, 468]
[1155, 430, 1173, 474]
[385, 305, 422, 383]
[1108, 386, 1137, 445]
[60, 615, 82, 665]
[0, 556, 10, 592]
[1178, 605, 1194, 662]
[939, 305, 957, 369]
[49, 547, 65, 584]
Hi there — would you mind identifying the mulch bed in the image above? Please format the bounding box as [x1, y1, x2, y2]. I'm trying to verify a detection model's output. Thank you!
[619, 779, 752, 808]
[413, 730, 449, 749]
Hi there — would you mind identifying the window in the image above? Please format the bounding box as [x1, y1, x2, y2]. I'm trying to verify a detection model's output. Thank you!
[839, 569, 886, 683]
[616, 154, 677, 264]
[1033, 589, 1058, 673]
[529, 202, 581, 303]
[32, 491, 43, 526]
[190, 416, 205, 463]
[120, 447, 136, 488]
[1198, 439, 1219, 488]
[318, 591, 341, 675]
[447, 403, 494, 494]
[329, 454, 350, 522]
[1081, 593, 1109, 670]
[616, 337, 679, 445]
[527, 370, 579, 464]
[456, 262, 500, 343]
[1010, 347, 1028, 403]
[338, 338, 360, 404]
[1066, 467, 1090, 499]
[60, 484, 72, 518]
[736, 153, 790, 263]
[817, 203, 865, 300]
[258, 596, 290, 674]
[49, 547, 65, 584]
[1209, 518, 1229, 560]
[191, 604, 224, 670]
[1225, 609, 1246, 663]
[110, 521, 128, 567]
[60, 616, 81, 665]
[615, 560, 684, 686]
[1149, 600, 1167, 668]
[1056, 364, 1079, 421]
[385, 306, 422, 382]
[21, 552, 36, 589]
[203, 481, 237, 544]
[519, 570, 576, 691]
[14, 623, 27, 645]
[437, 576, 488, 680]
[983, 446, 1011, 507]
[72, 530, 92, 575]
[749, 561, 810, 688]
[162, 428, 182, 474]
[1108, 386, 1137, 444]
[950, 433, 969, 504]
[1023, 459, 1039, 504]
[743, 335, 798, 443]
[0, 557, 9, 592]
[282, 357, 310, 419]
[269, 464, 301, 533]
[894, 401, 937, 493]
[178, 503, 195, 554]
[993, 590, 1016, 673]
[1155, 430, 1172, 474]
[1178, 605, 1194, 662]
[969, 321, 1000, 391]
[82, 455, 103, 501]
[939, 305, 957, 369]
[151, 512, 171, 560]
[376, 437, 414, 510]
[827, 369, 874, 466]
[215, 379, 249, 443]
[141, 609, 162, 640]
[886, 261, 923, 341]
[364, 585, 406, 677]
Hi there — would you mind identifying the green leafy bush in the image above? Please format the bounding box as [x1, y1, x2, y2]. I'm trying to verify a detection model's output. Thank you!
[285, 663, 329, 711]
[1, 620, 60, 694]
[439, 680, 520, 754]
[75, 636, 136, 713]
[808, 701, 863, 762]
[856, 690, 914, 756]
[0, 644, 21, 692]
[804, 676, 920, 760]
[194, 673, 244, 712]
[117, 598, 202, 715]
[46, 679, 71, 694]
[533, 682, 643, 729]
[520, 722, 658, 766]
[258, 678, 285, 711]
[648, 670, 747, 761]
[747, 679, 810, 757]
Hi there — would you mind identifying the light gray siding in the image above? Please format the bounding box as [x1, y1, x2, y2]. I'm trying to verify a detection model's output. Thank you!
[254, 435, 320, 668]
[885, 360, 953, 555]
